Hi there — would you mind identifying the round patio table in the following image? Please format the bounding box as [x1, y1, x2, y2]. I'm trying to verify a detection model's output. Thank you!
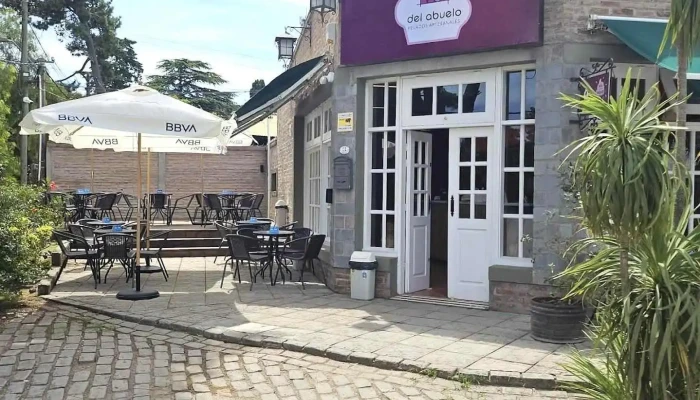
[236, 220, 271, 229]
[94, 228, 137, 236]
[254, 230, 294, 286]
[85, 220, 130, 228]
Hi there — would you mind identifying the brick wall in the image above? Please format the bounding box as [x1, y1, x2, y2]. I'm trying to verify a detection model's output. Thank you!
[48, 144, 158, 195]
[49, 144, 268, 220]
[165, 147, 268, 218]
[271, 9, 340, 220]
[490, 282, 553, 314]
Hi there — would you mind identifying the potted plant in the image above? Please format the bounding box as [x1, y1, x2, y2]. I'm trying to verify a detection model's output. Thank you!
[530, 165, 591, 344]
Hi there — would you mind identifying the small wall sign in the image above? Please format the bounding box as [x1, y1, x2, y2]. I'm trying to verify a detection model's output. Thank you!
[338, 112, 354, 132]
[339, 146, 350, 155]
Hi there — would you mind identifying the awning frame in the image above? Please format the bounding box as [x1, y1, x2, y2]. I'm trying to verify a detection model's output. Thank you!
[233, 57, 328, 135]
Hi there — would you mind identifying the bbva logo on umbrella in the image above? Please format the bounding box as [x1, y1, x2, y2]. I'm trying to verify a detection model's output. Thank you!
[58, 114, 93, 124]
[166, 123, 197, 133]
[93, 138, 118, 145]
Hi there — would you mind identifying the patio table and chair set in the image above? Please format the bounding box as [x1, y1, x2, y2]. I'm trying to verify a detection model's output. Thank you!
[50, 190, 266, 227]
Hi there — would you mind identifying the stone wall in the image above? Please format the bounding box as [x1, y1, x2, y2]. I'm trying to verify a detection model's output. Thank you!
[532, 0, 671, 284]
[544, 0, 670, 46]
[48, 144, 268, 219]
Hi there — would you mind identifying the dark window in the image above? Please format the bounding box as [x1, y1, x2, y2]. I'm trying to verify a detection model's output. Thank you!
[271, 172, 277, 192]
[506, 71, 522, 120]
[462, 83, 487, 113]
[437, 85, 459, 114]
[412, 87, 433, 116]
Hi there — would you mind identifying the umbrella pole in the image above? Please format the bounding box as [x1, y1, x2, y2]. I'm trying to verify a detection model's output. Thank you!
[90, 149, 94, 192]
[117, 133, 159, 301]
[146, 148, 151, 246]
[200, 153, 204, 193]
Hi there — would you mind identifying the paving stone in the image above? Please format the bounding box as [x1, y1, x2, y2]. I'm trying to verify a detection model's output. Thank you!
[1, 295, 576, 400]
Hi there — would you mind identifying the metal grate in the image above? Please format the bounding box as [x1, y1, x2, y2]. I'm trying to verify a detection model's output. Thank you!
[391, 295, 489, 310]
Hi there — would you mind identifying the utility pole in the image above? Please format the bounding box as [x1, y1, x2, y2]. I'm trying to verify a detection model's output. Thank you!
[20, 0, 29, 184]
[37, 64, 46, 183]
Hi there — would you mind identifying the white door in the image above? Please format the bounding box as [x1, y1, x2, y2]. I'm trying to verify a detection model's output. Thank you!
[448, 127, 491, 302]
[406, 131, 433, 293]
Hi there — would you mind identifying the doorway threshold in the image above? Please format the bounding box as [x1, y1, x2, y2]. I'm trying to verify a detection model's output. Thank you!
[391, 295, 489, 310]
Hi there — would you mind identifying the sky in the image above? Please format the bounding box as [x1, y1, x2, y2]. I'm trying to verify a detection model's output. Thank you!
[33, 0, 309, 103]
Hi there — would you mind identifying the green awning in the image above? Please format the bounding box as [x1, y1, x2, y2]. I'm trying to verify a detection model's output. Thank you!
[233, 56, 326, 135]
[594, 15, 700, 76]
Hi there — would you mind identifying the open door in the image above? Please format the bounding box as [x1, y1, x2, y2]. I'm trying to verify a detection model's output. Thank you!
[448, 127, 491, 302]
[405, 130, 433, 293]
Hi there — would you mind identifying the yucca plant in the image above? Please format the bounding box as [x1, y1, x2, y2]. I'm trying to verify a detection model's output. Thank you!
[560, 206, 700, 399]
[557, 69, 700, 399]
[559, 70, 686, 295]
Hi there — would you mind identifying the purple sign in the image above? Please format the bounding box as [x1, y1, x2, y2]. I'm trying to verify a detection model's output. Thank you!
[341, 0, 543, 66]
[584, 70, 611, 101]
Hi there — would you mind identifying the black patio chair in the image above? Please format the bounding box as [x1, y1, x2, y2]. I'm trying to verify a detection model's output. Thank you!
[53, 231, 100, 288]
[98, 233, 135, 284]
[250, 194, 264, 218]
[223, 234, 268, 289]
[236, 194, 257, 220]
[129, 230, 171, 281]
[236, 228, 268, 253]
[213, 221, 235, 263]
[280, 222, 298, 231]
[119, 194, 139, 221]
[85, 193, 118, 220]
[203, 194, 237, 223]
[279, 234, 326, 288]
[147, 193, 171, 225]
[171, 194, 206, 225]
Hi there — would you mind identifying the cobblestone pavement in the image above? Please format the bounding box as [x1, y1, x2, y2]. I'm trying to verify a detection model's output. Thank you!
[46, 258, 584, 386]
[0, 302, 580, 399]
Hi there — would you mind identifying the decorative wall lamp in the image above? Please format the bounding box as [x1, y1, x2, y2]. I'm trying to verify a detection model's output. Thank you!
[310, 0, 337, 23]
[275, 36, 297, 67]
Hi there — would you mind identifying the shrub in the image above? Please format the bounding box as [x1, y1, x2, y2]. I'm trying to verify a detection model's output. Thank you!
[0, 178, 61, 295]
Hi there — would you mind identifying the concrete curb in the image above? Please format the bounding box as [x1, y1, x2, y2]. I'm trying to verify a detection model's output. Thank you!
[45, 296, 576, 391]
[36, 256, 65, 296]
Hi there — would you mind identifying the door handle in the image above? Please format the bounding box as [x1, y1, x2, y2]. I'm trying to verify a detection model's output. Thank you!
[450, 195, 455, 217]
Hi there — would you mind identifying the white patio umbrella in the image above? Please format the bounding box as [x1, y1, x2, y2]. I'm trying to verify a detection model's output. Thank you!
[20, 85, 226, 301]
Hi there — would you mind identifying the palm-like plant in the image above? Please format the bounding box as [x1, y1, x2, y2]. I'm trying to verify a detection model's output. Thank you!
[559, 70, 686, 295]
[560, 207, 700, 399]
[661, 0, 700, 148]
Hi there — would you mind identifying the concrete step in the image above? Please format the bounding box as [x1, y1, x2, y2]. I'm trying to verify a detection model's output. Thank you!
[161, 247, 228, 258]
[149, 227, 219, 239]
[147, 237, 222, 249]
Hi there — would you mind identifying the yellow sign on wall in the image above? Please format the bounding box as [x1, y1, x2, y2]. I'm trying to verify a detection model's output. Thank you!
[337, 112, 354, 132]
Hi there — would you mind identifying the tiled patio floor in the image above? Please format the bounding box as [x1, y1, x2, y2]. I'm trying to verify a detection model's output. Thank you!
[45, 257, 586, 387]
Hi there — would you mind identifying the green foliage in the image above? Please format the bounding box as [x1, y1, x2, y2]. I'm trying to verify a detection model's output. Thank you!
[560, 216, 700, 399]
[4, 0, 143, 94]
[0, 62, 18, 180]
[558, 69, 700, 399]
[661, 0, 700, 59]
[0, 179, 61, 295]
[559, 70, 686, 243]
[250, 79, 266, 98]
[146, 59, 238, 119]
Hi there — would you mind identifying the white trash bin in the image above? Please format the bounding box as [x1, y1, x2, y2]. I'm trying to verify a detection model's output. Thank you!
[349, 252, 377, 301]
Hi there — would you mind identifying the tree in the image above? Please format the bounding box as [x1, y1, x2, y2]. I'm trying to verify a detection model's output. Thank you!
[146, 59, 237, 119]
[5, 0, 143, 94]
[250, 79, 265, 98]
[661, 0, 700, 158]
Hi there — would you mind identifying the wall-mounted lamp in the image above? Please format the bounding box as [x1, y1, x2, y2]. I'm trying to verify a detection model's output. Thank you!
[310, 0, 337, 24]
